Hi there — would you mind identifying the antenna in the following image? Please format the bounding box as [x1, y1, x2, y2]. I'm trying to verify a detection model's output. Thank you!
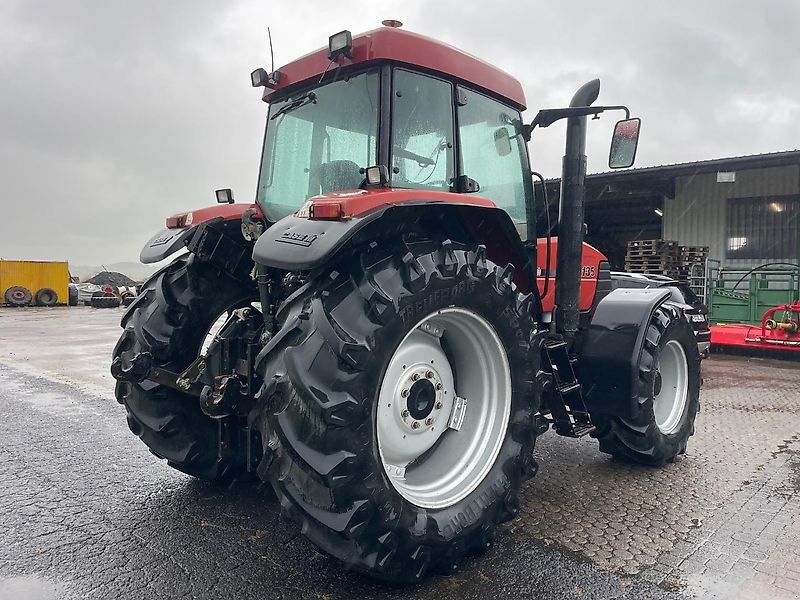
[267, 27, 275, 73]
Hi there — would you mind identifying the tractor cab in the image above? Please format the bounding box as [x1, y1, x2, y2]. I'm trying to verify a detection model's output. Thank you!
[253, 24, 532, 235]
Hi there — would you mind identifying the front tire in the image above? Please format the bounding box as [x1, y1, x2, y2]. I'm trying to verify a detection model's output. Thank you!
[258, 239, 540, 581]
[592, 303, 701, 466]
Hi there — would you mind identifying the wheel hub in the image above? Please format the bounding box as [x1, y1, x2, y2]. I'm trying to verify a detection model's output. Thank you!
[407, 379, 436, 419]
[400, 368, 445, 426]
[653, 371, 663, 396]
[376, 307, 512, 509]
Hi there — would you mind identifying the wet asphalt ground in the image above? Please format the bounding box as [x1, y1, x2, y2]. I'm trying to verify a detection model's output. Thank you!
[0, 306, 798, 600]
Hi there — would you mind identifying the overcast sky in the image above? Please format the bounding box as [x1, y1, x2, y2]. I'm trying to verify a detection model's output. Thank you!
[1, 0, 798, 265]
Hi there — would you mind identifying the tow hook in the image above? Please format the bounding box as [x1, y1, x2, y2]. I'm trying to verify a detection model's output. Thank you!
[200, 375, 254, 418]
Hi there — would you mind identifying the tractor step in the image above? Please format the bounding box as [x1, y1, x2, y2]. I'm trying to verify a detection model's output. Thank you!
[542, 338, 595, 438]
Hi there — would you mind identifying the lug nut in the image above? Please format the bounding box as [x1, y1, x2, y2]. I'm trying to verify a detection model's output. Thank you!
[435, 383, 443, 390]
[401, 409, 410, 418]
[411, 421, 421, 429]
[435, 401, 443, 410]
[425, 370, 434, 379]
[425, 417, 433, 426]
[411, 373, 420, 381]
[401, 389, 409, 397]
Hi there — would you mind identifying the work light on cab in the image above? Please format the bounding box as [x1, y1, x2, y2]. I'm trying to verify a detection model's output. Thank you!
[365, 165, 389, 187]
[250, 67, 282, 89]
[215, 188, 234, 204]
[328, 30, 352, 60]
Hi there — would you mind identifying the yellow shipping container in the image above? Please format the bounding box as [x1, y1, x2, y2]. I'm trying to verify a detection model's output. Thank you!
[0, 260, 70, 306]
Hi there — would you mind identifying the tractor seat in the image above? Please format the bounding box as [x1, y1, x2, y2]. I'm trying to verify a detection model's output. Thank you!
[318, 160, 363, 194]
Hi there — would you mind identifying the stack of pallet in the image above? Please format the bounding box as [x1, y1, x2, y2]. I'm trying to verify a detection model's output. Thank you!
[678, 245, 709, 281]
[624, 240, 682, 279]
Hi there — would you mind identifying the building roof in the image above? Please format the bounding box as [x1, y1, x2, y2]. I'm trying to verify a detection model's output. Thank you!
[264, 25, 526, 109]
[539, 150, 800, 198]
[587, 149, 800, 183]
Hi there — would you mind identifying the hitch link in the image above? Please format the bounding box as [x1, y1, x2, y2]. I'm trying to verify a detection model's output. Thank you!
[111, 352, 206, 396]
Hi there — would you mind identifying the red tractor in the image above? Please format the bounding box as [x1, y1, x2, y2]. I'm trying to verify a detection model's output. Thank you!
[112, 23, 701, 581]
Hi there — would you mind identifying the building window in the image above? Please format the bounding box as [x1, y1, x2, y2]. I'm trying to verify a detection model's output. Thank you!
[726, 196, 800, 259]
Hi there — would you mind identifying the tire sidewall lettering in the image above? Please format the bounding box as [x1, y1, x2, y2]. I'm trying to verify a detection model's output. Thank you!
[397, 279, 477, 324]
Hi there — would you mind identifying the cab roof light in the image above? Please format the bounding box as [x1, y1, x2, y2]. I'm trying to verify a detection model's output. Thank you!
[310, 203, 343, 220]
[328, 30, 352, 61]
[250, 68, 282, 89]
[365, 165, 389, 187]
[215, 188, 234, 204]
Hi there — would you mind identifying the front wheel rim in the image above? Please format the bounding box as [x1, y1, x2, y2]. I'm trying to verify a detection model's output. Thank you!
[376, 307, 512, 510]
[653, 339, 689, 435]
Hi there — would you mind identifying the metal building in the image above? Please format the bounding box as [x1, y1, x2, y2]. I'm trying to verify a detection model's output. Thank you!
[539, 150, 800, 272]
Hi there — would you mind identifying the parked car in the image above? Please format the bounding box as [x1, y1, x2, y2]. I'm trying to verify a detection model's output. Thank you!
[611, 272, 711, 357]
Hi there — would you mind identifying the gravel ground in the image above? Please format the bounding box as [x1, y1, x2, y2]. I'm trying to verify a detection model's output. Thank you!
[0, 306, 798, 599]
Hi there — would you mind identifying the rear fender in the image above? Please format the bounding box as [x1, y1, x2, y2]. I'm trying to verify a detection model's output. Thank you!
[140, 226, 197, 264]
[251, 203, 536, 292]
[578, 287, 672, 418]
[140, 203, 264, 264]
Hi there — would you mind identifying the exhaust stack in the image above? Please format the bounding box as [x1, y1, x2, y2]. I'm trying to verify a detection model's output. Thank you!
[554, 79, 600, 340]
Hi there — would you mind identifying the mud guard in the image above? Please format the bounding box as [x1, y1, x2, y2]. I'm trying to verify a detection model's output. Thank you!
[253, 214, 368, 270]
[252, 203, 531, 278]
[578, 287, 672, 418]
[140, 226, 197, 264]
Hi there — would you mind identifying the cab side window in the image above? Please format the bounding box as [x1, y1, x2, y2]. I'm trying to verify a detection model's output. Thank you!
[391, 70, 454, 191]
[458, 88, 531, 228]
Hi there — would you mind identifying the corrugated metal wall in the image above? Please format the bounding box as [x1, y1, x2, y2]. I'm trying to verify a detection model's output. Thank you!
[0, 260, 70, 305]
[663, 164, 800, 268]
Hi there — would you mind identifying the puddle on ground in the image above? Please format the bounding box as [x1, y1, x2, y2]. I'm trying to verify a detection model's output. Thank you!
[0, 576, 63, 600]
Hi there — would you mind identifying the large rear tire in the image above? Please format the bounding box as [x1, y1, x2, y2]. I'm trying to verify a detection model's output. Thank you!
[591, 303, 701, 466]
[258, 239, 540, 581]
[112, 254, 258, 481]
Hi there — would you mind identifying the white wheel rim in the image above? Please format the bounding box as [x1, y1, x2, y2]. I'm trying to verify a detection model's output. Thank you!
[199, 302, 262, 356]
[653, 339, 689, 435]
[376, 308, 512, 509]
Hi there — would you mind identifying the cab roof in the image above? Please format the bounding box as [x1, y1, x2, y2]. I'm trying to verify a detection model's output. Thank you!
[264, 26, 527, 110]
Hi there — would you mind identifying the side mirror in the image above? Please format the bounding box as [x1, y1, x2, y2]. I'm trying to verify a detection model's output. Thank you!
[215, 188, 234, 204]
[609, 118, 641, 169]
[494, 128, 512, 157]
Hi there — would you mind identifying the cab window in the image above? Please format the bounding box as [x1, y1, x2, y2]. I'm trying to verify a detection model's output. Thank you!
[391, 70, 455, 191]
[457, 87, 531, 231]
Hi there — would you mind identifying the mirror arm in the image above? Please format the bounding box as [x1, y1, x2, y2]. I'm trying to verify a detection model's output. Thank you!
[524, 105, 630, 140]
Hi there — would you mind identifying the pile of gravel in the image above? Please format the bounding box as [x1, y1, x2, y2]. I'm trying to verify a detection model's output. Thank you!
[85, 271, 136, 287]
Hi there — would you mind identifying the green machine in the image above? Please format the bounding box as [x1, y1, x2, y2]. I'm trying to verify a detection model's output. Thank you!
[705, 261, 800, 325]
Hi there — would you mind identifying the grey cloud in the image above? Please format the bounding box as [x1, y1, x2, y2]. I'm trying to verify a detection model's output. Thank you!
[1, 0, 798, 265]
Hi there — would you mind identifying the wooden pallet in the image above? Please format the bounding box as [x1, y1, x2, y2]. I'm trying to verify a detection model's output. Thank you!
[627, 239, 678, 251]
[625, 240, 697, 283]
[626, 250, 680, 259]
[625, 259, 681, 268]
